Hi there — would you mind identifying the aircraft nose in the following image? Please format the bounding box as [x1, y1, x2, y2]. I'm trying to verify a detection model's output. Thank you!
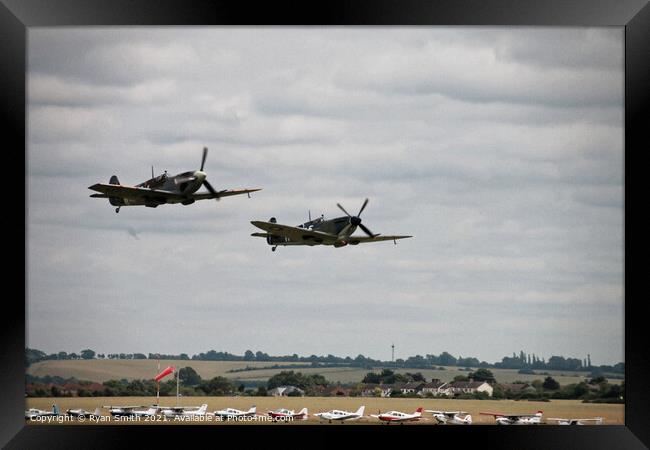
[194, 171, 207, 182]
[350, 216, 362, 226]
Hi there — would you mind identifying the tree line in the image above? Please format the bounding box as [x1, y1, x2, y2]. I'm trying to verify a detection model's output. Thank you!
[25, 347, 624, 375]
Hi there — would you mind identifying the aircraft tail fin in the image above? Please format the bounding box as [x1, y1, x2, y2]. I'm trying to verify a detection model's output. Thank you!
[109, 175, 120, 185]
[298, 407, 308, 417]
[465, 414, 473, 424]
[93, 408, 102, 417]
[415, 407, 423, 415]
[355, 405, 365, 417]
[199, 404, 208, 414]
[248, 405, 256, 414]
[52, 404, 59, 415]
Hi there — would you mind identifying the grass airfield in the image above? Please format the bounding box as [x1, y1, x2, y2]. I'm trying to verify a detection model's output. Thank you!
[25, 397, 624, 425]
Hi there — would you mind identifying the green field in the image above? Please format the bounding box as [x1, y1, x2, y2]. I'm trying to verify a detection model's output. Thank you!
[25, 397, 624, 425]
[27, 359, 621, 386]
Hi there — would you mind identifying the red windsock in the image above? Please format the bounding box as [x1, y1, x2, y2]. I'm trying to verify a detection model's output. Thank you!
[154, 366, 175, 382]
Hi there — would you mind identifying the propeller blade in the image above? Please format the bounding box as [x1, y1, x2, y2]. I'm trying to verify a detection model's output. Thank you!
[358, 198, 369, 216]
[201, 147, 208, 171]
[337, 203, 351, 217]
[203, 179, 220, 200]
[359, 223, 375, 238]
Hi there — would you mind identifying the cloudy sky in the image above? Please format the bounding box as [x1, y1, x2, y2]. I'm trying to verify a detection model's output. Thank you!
[27, 27, 623, 365]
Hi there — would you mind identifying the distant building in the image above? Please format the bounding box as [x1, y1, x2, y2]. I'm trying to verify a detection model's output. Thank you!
[419, 381, 449, 397]
[324, 386, 352, 397]
[394, 382, 426, 395]
[267, 385, 305, 397]
[449, 381, 493, 397]
[359, 384, 393, 397]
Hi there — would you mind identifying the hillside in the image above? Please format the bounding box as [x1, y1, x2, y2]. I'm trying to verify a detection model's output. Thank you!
[27, 359, 621, 385]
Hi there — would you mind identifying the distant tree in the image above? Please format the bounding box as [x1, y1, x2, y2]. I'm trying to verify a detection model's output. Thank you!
[255, 386, 267, 396]
[80, 349, 96, 360]
[244, 350, 255, 361]
[179, 367, 202, 386]
[469, 368, 496, 383]
[132, 353, 147, 360]
[453, 375, 469, 382]
[238, 384, 245, 393]
[542, 376, 560, 391]
[50, 386, 60, 397]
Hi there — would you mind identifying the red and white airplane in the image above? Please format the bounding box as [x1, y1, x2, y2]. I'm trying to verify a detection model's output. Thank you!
[547, 417, 603, 425]
[370, 407, 424, 424]
[267, 407, 308, 421]
[426, 410, 472, 425]
[480, 410, 543, 425]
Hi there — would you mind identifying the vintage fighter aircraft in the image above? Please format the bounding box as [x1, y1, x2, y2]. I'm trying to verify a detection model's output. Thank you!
[370, 407, 424, 424]
[65, 407, 102, 419]
[213, 405, 257, 420]
[267, 407, 309, 421]
[546, 417, 604, 425]
[104, 405, 158, 418]
[89, 147, 261, 213]
[480, 410, 543, 425]
[314, 406, 365, 423]
[25, 404, 60, 420]
[426, 410, 473, 425]
[251, 199, 412, 251]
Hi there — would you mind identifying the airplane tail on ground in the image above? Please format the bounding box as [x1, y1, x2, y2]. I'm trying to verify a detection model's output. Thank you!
[52, 405, 59, 415]
[414, 407, 423, 415]
[109, 175, 120, 185]
[355, 406, 365, 417]
[298, 407, 308, 417]
[198, 404, 208, 414]
[248, 406, 257, 414]
[93, 408, 102, 417]
[465, 415, 473, 424]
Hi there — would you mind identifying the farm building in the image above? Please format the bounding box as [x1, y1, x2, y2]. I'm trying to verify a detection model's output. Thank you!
[448, 381, 494, 397]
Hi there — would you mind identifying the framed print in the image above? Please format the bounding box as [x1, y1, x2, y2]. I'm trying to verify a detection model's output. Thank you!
[2, 0, 647, 448]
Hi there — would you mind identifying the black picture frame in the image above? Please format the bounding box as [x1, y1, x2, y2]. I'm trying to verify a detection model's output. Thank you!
[2, 0, 647, 448]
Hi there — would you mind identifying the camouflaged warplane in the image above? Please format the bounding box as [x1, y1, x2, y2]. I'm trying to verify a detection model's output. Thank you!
[251, 198, 412, 251]
[88, 147, 261, 213]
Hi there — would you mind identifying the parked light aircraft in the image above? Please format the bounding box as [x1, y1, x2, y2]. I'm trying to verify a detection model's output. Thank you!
[159, 404, 209, 418]
[89, 147, 261, 213]
[314, 406, 365, 423]
[65, 407, 102, 418]
[267, 407, 308, 420]
[426, 410, 472, 425]
[214, 405, 257, 420]
[480, 410, 543, 425]
[547, 417, 604, 425]
[251, 199, 412, 251]
[370, 407, 423, 424]
[104, 405, 157, 418]
[25, 404, 60, 419]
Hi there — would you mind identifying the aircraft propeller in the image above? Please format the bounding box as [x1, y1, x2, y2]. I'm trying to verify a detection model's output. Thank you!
[199, 147, 220, 200]
[336, 198, 376, 237]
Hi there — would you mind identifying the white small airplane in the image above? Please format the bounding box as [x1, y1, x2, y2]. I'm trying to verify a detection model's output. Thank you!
[370, 407, 424, 424]
[547, 417, 604, 425]
[314, 406, 365, 423]
[213, 405, 257, 420]
[426, 410, 472, 425]
[25, 404, 60, 419]
[267, 407, 309, 420]
[160, 404, 209, 417]
[480, 410, 543, 425]
[65, 407, 102, 418]
[104, 405, 158, 418]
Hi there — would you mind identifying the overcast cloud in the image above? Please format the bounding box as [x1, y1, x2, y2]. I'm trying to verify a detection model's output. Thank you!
[27, 27, 623, 365]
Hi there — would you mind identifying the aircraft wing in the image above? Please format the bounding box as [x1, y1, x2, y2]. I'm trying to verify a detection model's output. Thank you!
[89, 184, 185, 201]
[346, 235, 413, 244]
[192, 188, 261, 200]
[251, 221, 337, 244]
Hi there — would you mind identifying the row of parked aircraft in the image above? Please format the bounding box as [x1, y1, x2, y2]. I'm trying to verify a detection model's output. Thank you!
[25, 404, 603, 425]
[88, 147, 413, 251]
